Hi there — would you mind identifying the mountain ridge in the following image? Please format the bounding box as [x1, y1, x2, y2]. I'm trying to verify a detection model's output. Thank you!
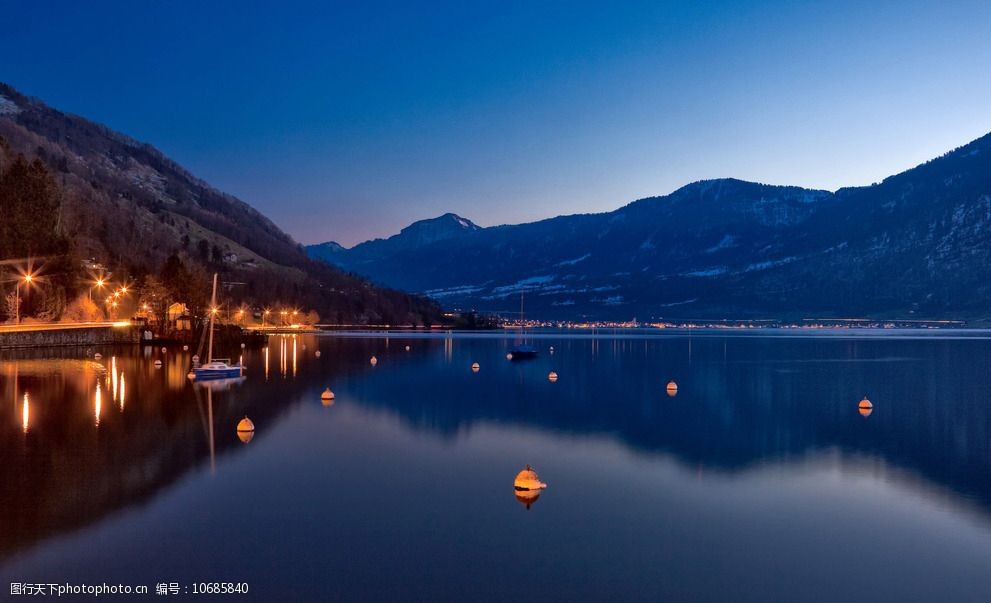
[307, 131, 991, 320]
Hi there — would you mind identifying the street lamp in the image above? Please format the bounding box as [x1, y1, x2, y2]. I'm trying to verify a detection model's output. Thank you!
[90, 277, 107, 301]
[263, 309, 270, 327]
[16, 273, 34, 325]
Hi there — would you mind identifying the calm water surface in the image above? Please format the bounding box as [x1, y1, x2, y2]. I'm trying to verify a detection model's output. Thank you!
[2, 331, 991, 601]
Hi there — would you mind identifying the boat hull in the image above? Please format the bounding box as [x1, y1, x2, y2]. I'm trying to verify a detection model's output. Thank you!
[508, 348, 538, 360]
[193, 367, 243, 380]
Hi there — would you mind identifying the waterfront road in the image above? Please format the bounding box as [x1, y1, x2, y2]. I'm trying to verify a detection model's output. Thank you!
[0, 321, 130, 333]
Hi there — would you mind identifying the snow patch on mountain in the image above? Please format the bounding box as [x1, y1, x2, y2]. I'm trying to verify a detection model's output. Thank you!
[555, 253, 590, 266]
[0, 95, 20, 116]
[423, 284, 487, 298]
[706, 235, 736, 252]
[684, 266, 728, 277]
[745, 256, 798, 272]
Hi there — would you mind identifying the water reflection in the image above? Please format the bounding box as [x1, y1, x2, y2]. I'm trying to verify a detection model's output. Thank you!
[21, 392, 28, 433]
[1, 334, 991, 601]
[94, 381, 101, 427]
[514, 489, 540, 510]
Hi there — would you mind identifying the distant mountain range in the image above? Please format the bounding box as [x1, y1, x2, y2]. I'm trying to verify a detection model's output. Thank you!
[309, 132, 991, 320]
[0, 83, 440, 325]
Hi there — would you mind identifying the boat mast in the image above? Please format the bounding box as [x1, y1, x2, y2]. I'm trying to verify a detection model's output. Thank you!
[207, 273, 218, 363]
[520, 291, 525, 344]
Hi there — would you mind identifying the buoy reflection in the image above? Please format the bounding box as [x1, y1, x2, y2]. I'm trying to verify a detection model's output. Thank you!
[515, 489, 541, 510]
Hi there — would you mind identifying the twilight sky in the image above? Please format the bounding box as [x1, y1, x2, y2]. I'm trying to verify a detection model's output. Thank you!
[2, 1, 990, 246]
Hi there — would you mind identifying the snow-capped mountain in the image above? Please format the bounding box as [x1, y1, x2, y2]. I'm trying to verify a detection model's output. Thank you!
[308, 131, 991, 320]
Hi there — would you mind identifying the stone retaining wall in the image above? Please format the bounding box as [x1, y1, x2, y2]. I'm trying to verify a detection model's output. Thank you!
[0, 326, 140, 349]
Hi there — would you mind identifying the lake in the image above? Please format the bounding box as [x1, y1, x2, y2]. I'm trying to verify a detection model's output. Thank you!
[2, 331, 991, 601]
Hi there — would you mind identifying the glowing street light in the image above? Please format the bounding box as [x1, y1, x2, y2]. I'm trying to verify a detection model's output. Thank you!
[90, 276, 108, 301]
[16, 271, 35, 325]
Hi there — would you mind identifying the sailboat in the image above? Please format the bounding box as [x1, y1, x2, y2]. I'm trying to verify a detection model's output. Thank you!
[193, 274, 245, 381]
[508, 291, 538, 360]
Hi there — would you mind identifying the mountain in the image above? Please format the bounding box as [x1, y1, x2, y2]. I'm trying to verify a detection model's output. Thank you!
[310, 212, 480, 269]
[0, 83, 441, 325]
[308, 132, 991, 320]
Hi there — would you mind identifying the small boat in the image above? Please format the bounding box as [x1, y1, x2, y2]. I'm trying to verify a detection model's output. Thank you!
[508, 343, 538, 360]
[194, 359, 243, 380]
[193, 274, 245, 382]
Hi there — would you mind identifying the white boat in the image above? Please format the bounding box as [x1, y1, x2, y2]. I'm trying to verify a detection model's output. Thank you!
[194, 359, 243, 380]
[193, 274, 245, 382]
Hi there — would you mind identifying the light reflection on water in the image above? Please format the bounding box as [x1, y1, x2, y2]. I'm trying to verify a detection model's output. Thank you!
[0, 332, 990, 601]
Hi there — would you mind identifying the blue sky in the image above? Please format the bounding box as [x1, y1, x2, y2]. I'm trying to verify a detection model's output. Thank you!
[2, 1, 990, 245]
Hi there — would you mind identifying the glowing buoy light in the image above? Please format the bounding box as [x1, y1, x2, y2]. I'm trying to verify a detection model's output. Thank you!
[405, 345, 411, 351]
[241, 343, 246, 349]
[514, 464, 548, 491]
[94, 353, 103, 360]
[370, 356, 378, 366]
[321, 388, 335, 401]
[506, 353, 513, 360]
[471, 362, 480, 372]
[315, 350, 321, 358]
[666, 381, 678, 396]
[183, 345, 189, 351]
[154, 360, 163, 368]
[548, 371, 558, 382]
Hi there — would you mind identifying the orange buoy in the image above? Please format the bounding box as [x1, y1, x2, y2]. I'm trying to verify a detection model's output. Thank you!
[859, 396, 873, 416]
[471, 362, 480, 372]
[405, 345, 411, 351]
[548, 371, 558, 382]
[514, 464, 548, 491]
[315, 350, 321, 357]
[666, 381, 678, 396]
[370, 356, 378, 366]
[237, 416, 255, 433]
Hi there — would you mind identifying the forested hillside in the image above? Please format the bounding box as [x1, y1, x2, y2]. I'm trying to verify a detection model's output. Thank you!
[0, 83, 441, 325]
